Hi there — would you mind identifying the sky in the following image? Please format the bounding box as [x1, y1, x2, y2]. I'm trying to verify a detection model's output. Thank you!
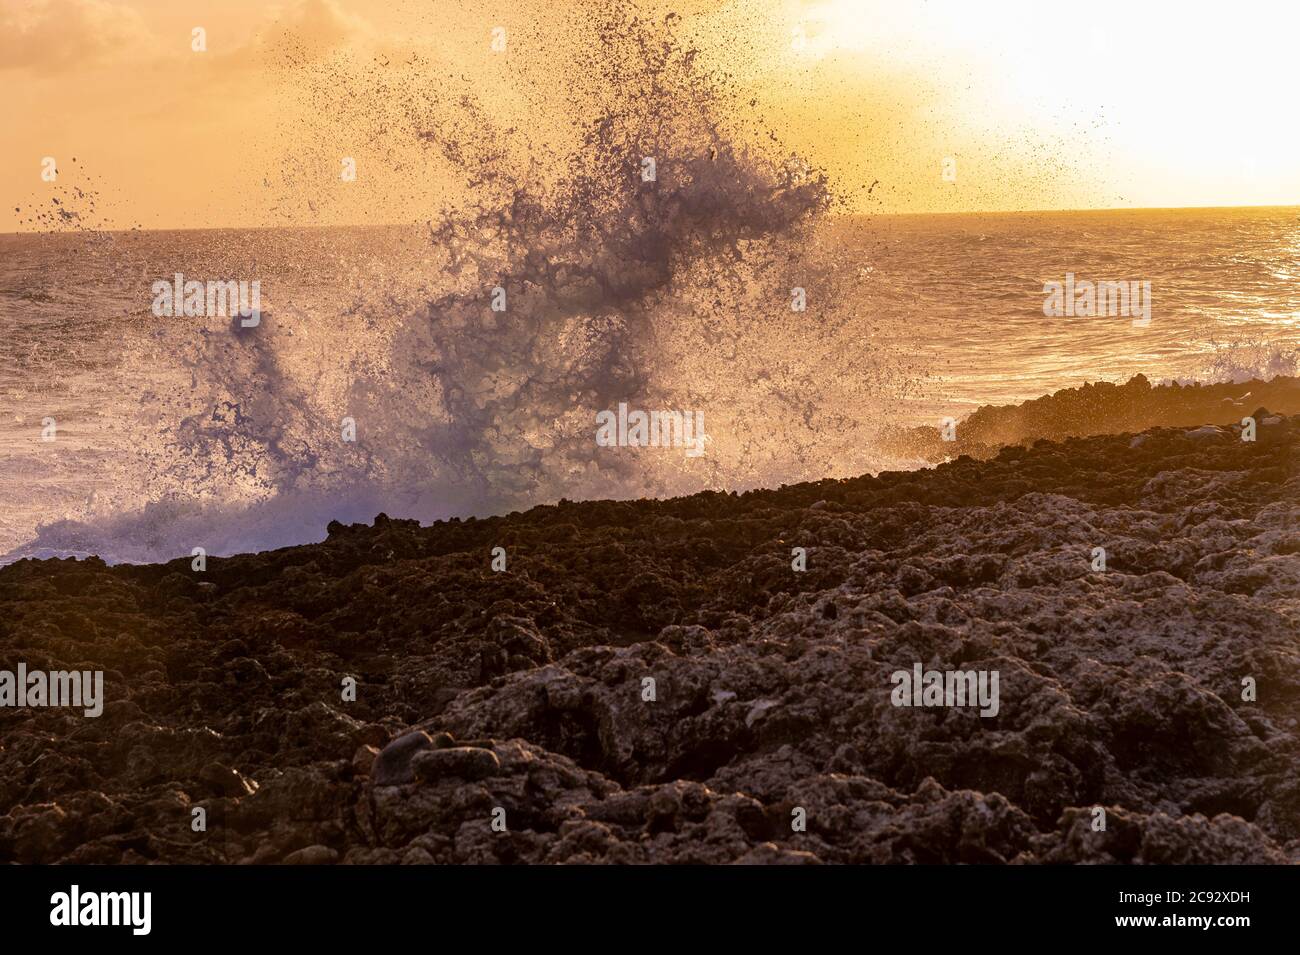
[3, 0, 1299, 231]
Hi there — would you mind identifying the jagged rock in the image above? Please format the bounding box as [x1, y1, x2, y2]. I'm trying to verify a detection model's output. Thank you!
[411, 747, 501, 782]
[198, 764, 257, 798]
[351, 745, 380, 777]
[2, 409, 1297, 863]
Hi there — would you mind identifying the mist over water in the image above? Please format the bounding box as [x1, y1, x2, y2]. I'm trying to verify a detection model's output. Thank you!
[1, 9, 915, 563]
[2, 9, 1298, 565]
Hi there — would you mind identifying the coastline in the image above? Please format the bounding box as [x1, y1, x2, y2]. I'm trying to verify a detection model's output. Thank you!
[1, 391, 1296, 864]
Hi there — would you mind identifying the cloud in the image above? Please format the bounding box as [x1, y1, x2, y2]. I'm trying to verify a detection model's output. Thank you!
[255, 0, 374, 62]
[0, 0, 151, 74]
[0, 0, 373, 77]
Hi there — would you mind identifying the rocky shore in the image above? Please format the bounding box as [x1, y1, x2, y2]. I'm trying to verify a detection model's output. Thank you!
[2, 391, 1298, 864]
[881, 374, 1300, 461]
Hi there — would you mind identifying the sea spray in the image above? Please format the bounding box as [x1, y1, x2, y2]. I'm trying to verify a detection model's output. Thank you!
[11, 4, 910, 562]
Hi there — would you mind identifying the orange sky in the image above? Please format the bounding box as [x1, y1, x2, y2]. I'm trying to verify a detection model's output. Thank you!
[3, 0, 1298, 231]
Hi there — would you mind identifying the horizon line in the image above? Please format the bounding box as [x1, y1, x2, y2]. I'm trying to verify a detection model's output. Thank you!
[3, 202, 1298, 237]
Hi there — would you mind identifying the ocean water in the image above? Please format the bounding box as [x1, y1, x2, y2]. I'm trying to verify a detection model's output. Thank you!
[6, 6, 1297, 566]
[1, 206, 1297, 565]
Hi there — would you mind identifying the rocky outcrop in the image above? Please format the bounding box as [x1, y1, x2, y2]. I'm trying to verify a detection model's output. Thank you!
[880, 374, 1300, 461]
[1, 409, 1297, 863]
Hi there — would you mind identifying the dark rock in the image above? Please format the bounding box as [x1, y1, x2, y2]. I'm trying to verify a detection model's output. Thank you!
[410, 747, 502, 782]
[2, 398, 1297, 864]
[371, 732, 434, 786]
[198, 764, 257, 798]
[283, 845, 339, 865]
[352, 745, 380, 777]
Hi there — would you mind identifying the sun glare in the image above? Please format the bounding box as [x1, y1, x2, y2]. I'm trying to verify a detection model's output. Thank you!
[783, 0, 1300, 208]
